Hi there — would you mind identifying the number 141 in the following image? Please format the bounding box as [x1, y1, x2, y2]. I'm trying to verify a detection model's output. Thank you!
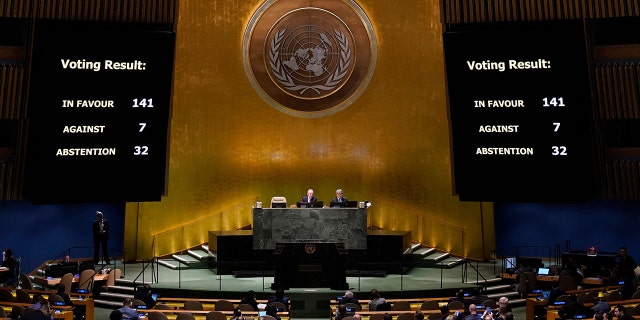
[542, 97, 565, 107]
[132, 98, 154, 108]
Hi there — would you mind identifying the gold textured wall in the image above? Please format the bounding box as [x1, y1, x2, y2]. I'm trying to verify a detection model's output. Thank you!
[124, 0, 495, 261]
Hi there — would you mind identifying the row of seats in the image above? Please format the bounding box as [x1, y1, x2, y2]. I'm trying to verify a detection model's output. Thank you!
[334, 310, 455, 320]
[331, 299, 496, 311]
[142, 309, 286, 320]
[155, 298, 288, 311]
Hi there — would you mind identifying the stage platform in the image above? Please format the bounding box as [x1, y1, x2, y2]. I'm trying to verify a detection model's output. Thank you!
[100, 261, 510, 318]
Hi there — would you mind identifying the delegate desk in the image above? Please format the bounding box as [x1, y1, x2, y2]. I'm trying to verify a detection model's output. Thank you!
[329, 297, 451, 311]
[155, 298, 273, 310]
[33, 273, 109, 287]
[140, 308, 290, 320]
[544, 299, 640, 320]
[500, 273, 605, 286]
[0, 301, 74, 320]
[8, 288, 95, 320]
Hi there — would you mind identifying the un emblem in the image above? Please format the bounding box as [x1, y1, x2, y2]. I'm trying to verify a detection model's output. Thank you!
[243, 0, 377, 118]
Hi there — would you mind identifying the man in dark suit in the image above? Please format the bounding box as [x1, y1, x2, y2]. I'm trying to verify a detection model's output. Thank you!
[301, 189, 317, 203]
[134, 284, 157, 308]
[331, 189, 348, 203]
[92, 211, 110, 264]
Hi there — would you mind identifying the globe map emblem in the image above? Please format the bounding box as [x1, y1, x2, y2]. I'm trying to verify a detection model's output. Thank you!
[243, 0, 377, 118]
[268, 24, 352, 99]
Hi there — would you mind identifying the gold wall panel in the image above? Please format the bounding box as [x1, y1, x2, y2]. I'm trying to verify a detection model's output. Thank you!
[124, 0, 495, 261]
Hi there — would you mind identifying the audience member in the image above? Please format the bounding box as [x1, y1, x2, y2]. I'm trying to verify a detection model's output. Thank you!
[1, 248, 18, 287]
[368, 289, 387, 311]
[29, 295, 47, 310]
[265, 304, 281, 320]
[118, 297, 140, 320]
[592, 292, 611, 315]
[495, 307, 509, 320]
[497, 297, 511, 313]
[415, 310, 425, 320]
[594, 312, 609, 320]
[469, 291, 489, 307]
[267, 288, 290, 310]
[231, 308, 244, 320]
[491, 296, 511, 319]
[382, 314, 393, 320]
[340, 290, 360, 308]
[22, 301, 51, 320]
[453, 303, 470, 320]
[437, 306, 450, 320]
[134, 284, 157, 308]
[335, 305, 350, 320]
[56, 283, 74, 306]
[614, 247, 637, 280]
[449, 289, 466, 304]
[109, 309, 123, 320]
[558, 294, 591, 319]
[463, 304, 482, 320]
[239, 290, 259, 311]
[503, 312, 514, 320]
[560, 258, 585, 290]
[613, 247, 638, 299]
[613, 305, 634, 320]
[547, 284, 568, 306]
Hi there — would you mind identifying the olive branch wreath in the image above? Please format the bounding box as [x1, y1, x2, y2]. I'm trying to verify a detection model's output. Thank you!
[269, 29, 351, 95]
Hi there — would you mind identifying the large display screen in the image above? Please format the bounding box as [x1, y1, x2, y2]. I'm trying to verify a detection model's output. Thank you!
[24, 20, 175, 203]
[443, 21, 595, 202]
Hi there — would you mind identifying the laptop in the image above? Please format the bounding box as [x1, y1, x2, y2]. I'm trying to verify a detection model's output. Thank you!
[296, 201, 323, 208]
[537, 267, 550, 276]
[541, 290, 551, 299]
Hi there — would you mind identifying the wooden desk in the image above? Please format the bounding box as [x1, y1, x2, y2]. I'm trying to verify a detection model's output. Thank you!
[525, 298, 548, 320]
[329, 298, 450, 311]
[53, 310, 74, 320]
[2, 289, 88, 320]
[500, 273, 604, 285]
[1, 301, 73, 320]
[140, 308, 290, 320]
[155, 298, 274, 311]
[33, 273, 108, 287]
[73, 297, 94, 320]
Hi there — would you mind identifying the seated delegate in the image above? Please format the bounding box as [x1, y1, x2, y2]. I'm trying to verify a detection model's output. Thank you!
[301, 189, 317, 203]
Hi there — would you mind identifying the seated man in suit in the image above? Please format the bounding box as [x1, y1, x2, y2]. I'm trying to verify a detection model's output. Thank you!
[331, 189, 348, 204]
[301, 189, 317, 203]
[558, 294, 591, 319]
[118, 298, 140, 320]
[1, 248, 18, 287]
[134, 284, 156, 308]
